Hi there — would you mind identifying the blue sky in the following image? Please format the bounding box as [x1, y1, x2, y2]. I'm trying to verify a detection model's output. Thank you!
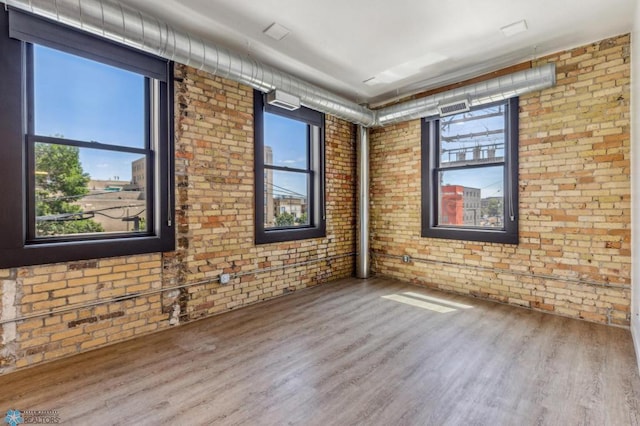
[264, 112, 309, 198]
[34, 45, 145, 181]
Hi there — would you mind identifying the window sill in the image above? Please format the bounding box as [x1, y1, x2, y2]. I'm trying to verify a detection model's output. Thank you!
[0, 234, 174, 268]
[422, 226, 518, 244]
[256, 226, 326, 245]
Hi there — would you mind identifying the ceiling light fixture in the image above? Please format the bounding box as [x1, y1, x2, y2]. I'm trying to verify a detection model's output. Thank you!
[500, 20, 528, 37]
[263, 22, 290, 41]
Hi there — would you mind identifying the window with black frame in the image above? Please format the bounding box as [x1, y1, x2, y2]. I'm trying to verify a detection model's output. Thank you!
[254, 91, 325, 244]
[0, 9, 174, 268]
[28, 44, 154, 239]
[421, 98, 519, 244]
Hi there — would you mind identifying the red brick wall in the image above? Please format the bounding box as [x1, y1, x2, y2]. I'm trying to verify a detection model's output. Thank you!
[0, 65, 356, 373]
[370, 34, 631, 326]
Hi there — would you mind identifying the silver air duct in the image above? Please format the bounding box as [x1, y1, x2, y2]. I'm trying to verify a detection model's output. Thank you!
[376, 64, 556, 126]
[4, 0, 376, 127]
[3, 0, 556, 128]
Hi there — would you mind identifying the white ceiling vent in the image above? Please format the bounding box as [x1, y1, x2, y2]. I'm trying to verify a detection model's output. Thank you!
[500, 20, 528, 37]
[263, 22, 290, 41]
[266, 90, 301, 111]
[437, 98, 471, 117]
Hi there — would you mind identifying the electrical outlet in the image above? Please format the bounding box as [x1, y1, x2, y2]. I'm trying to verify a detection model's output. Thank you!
[220, 273, 231, 285]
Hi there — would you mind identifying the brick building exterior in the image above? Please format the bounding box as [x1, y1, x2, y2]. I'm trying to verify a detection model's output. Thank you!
[439, 185, 482, 226]
[440, 185, 464, 225]
[130, 157, 146, 192]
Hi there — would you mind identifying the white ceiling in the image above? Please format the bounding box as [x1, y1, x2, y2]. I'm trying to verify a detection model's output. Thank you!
[122, 0, 635, 106]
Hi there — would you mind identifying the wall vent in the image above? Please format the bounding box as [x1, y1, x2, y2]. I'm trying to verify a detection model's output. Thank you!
[266, 90, 301, 111]
[438, 98, 471, 117]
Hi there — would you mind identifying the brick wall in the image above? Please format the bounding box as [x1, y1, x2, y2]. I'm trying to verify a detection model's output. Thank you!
[169, 64, 355, 320]
[0, 65, 356, 374]
[0, 34, 629, 374]
[370, 34, 631, 326]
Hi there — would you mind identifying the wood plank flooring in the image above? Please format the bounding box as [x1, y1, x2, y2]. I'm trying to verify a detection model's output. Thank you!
[0, 277, 639, 425]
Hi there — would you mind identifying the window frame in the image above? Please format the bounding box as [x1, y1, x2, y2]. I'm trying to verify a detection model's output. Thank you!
[0, 9, 175, 268]
[421, 98, 519, 244]
[254, 90, 326, 244]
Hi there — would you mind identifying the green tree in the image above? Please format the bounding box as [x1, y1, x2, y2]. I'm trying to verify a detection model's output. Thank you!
[35, 143, 104, 236]
[296, 212, 308, 225]
[274, 211, 296, 227]
[482, 197, 502, 217]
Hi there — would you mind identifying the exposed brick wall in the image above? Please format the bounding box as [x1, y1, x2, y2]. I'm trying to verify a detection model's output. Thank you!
[0, 66, 356, 374]
[0, 33, 628, 374]
[6, 256, 165, 370]
[370, 34, 631, 326]
[171, 64, 355, 320]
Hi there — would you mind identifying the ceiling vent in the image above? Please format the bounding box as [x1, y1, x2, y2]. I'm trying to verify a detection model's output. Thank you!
[263, 22, 291, 41]
[266, 90, 300, 111]
[437, 98, 471, 117]
[500, 20, 528, 37]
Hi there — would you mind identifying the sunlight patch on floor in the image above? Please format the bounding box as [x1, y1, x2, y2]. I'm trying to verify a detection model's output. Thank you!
[382, 291, 474, 313]
[382, 294, 456, 313]
[402, 292, 473, 309]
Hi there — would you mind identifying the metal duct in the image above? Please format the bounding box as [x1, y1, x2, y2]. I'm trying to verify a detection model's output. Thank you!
[356, 126, 370, 279]
[4, 0, 556, 128]
[375, 63, 556, 126]
[4, 0, 377, 127]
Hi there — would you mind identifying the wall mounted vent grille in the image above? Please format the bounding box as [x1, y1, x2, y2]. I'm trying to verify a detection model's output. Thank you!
[438, 98, 471, 117]
[266, 90, 301, 111]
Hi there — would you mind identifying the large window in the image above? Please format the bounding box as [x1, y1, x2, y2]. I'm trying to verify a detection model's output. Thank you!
[254, 91, 325, 244]
[421, 98, 518, 244]
[0, 9, 174, 267]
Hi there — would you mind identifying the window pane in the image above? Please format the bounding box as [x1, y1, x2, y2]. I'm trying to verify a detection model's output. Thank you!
[264, 170, 309, 228]
[264, 112, 309, 169]
[437, 166, 504, 228]
[440, 104, 505, 167]
[34, 142, 148, 237]
[33, 45, 146, 148]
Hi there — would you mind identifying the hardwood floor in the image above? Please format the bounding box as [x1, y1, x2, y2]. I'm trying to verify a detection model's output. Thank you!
[1, 277, 639, 425]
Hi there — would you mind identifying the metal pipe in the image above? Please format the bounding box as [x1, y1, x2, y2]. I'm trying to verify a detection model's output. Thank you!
[4, 0, 376, 127]
[372, 251, 630, 289]
[3, 0, 556, 129]
[375, 63, 556, 126]
[356, 125, 370, 278]
[0, 252, 356, 325]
